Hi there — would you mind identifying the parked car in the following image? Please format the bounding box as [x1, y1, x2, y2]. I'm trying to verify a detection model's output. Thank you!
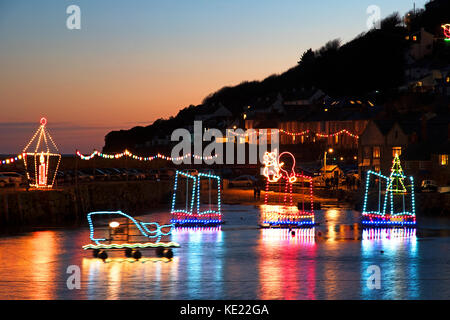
[77, 170, 94, 182]
[106, 168, 125, 180]
[147, 169, 160, 181]
[94, 168, 110, 181]
[0, 172, 24, 187]
[159, 168, 176, 180]
[127, 168, 146, 180]
[229, 175, 256, 188]
[55, 171, 66, 184]
[421, 180, 438, 192]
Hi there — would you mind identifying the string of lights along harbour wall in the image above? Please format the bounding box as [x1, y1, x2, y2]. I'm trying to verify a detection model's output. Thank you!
[76, 150, 216, 162]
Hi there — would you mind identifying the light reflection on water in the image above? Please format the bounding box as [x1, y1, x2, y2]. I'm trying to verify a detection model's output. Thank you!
[171, 227, 224, 300]
[361, 228, 418, 300]
[258, 229, 316, 300]
[0, 206, 449, 299]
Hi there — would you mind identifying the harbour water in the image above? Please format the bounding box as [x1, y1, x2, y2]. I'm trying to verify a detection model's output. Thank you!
[0, 204, 449, 299]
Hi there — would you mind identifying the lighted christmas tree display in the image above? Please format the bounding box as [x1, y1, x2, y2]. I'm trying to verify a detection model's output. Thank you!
[362, 153, 416, 227]
[386, 154, 407, 193]
[22, 118, 61, 188]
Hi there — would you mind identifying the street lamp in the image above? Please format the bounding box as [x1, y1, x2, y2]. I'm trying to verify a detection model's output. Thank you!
[324, 148, 334, 175]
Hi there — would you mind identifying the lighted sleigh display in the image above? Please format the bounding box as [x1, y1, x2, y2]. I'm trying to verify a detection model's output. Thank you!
[82, 211, 179, 260]
[260, 150, 315, 228]
[22, 118, 61, 189]
[361, 154, 416, 227]
[170, 170, 222, 227]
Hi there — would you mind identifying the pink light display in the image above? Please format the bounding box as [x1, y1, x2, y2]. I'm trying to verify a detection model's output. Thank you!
[261, 150, 315, 228]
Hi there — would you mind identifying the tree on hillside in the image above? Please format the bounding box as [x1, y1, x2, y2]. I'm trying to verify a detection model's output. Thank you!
[298, 48, 315, 66]
[380, 12, 402, 30]
[316, 39, 341, 57]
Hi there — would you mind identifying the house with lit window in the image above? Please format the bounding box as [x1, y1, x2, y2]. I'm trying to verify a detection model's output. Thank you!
[406, 28, 434, 61]
[358, 119, 420, 175]
[436, 69, 450, 96]
[402, 113, 450, 187]
[273, 98, 379, 148]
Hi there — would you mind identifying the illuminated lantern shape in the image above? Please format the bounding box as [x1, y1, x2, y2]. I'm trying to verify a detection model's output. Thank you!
[22, 118, 61, 188]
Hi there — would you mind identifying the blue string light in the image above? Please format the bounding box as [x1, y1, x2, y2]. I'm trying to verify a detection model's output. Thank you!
[86, 211, 174, 244]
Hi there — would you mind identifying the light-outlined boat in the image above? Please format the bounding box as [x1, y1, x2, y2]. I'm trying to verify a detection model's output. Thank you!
[82, 211, 180, 260]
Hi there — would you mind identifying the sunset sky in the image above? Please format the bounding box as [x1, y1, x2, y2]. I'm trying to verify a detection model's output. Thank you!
[0, 0, 426, 153]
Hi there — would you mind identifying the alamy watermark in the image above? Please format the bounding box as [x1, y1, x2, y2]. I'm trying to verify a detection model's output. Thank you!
[66, 265, 81, 290]
[367, 5, 381, 30]
[66, 5, 81, 30]
[366, 265, 381, 290]
[171, 121, 279, 165]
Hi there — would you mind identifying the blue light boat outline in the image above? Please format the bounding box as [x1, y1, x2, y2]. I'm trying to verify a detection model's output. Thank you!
[83, 210, 180, 260]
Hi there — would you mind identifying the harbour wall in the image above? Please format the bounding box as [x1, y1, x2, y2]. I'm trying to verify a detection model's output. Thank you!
[0, 181, 181, 228]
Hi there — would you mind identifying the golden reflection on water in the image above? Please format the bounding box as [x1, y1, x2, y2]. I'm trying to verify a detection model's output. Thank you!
[28, 231, 58, 300]
[82, 256, 179, 299]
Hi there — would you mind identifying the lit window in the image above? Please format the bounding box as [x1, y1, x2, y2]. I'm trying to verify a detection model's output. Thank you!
[440, 154, 448, 166]
[373, 146, 381, 159]
[392, 147, 402, 157]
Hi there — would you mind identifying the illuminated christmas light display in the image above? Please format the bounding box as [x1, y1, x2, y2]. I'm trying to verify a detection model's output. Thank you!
[22, 118, 61, 188]
[386, 154, 407, 193]
[314, 129, 359, 139]
[76, 149, 215, 162]
[362, 154, 416, 227]
[83, 211, 179, 259]
[261, 150, 315, 228]
[230, 128, 359, 139]
[442, 24, 450, 41]
[170, 170, 222, 227]
[0, 154, 23, 166]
